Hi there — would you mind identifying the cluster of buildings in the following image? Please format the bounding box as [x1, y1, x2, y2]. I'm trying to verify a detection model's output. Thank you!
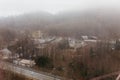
[0, 48, 36, 67]
[0, 30, 111, 68]
[31, 31, 117, 51]
[31, 30, 99, 50]
[68, 35, 98, 50]
[68, 38, 86, 49]
[32, 30, 56, 48]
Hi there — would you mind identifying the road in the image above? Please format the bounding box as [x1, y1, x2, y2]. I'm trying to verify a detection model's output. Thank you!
[90, 71, 120, 80]
[0, 61, 64, 80]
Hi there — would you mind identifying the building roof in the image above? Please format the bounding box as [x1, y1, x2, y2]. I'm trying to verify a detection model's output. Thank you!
[0, 48, 12, 54]
[20, 59, 35, 65]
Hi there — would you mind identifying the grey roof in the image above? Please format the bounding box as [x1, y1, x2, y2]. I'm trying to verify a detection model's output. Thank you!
[0, 48, 12, 54]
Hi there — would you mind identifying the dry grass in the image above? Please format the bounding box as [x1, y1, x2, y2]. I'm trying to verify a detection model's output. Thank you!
[0, 69, 34, 80]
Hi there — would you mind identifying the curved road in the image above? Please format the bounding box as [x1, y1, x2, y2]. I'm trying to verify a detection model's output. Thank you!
[0, 61, 64, 80]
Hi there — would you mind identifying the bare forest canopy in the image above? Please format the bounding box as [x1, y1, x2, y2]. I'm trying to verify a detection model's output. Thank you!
[0, 8, 120, 39]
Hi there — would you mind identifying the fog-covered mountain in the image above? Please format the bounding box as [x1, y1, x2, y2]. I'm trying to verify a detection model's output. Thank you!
[0, 11, 54, 31]
[0, 8, 120, 38]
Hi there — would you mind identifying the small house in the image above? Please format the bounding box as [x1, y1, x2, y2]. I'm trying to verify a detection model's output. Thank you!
[0, 48, 12, 59]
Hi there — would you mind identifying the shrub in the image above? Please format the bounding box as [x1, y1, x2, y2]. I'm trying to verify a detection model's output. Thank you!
[35, 56, 53, 68]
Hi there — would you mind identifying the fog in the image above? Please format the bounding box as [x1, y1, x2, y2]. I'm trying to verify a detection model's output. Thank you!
[0, 1, 120, 80]
[0, 0, 120, 38]
[0, 0, 120, 17]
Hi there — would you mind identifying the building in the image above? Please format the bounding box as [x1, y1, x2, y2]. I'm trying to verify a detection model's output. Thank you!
[0, 48, 12, 59]
[81, 35, 98, 43]
[81, 36, 88, 40]
[33, 36, 56, 48]
[68, 38, 86, 49]
[13, 59, 36, 67]
[32, 30, 43, 39]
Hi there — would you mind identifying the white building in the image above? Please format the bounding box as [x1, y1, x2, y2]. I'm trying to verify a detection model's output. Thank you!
[68, 38, 86, 49]
[13, 59, 36, 67]
[81, 35, 98, 43]
[81, 36, 88, 40]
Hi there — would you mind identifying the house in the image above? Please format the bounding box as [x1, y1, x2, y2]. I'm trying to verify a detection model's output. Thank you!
[68, 38, 86, 49]
[81, 35, 98, 43]
[88, 36, 97, 40]
[33, 36, 56, 48]
[81, 36, 88, 40]
[12, 54, 20, 59]
[32, 30, 43, 39]
[84, 39, 98, 43]
[13, 59, 36, 67]
[0, 48, 12, 59]
[19, 59, 36, 67]
[13, 58, 21, 65]
[109, 40, 116, 50]
[51, 37, 63, 44]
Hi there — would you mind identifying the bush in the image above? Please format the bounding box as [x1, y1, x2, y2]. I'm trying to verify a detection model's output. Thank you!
[115, 39, 120, 50]
[69, 60, 88, 79]
[57, 39, 69, 49]
[35, 56, 53, 68]
[56, 66, 64, 71]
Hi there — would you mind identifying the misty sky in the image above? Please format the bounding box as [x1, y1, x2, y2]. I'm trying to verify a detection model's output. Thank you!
[0, 0, 119, 17]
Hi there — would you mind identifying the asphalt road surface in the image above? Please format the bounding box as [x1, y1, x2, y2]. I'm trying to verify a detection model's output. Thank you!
[0, 61, 63, 80]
